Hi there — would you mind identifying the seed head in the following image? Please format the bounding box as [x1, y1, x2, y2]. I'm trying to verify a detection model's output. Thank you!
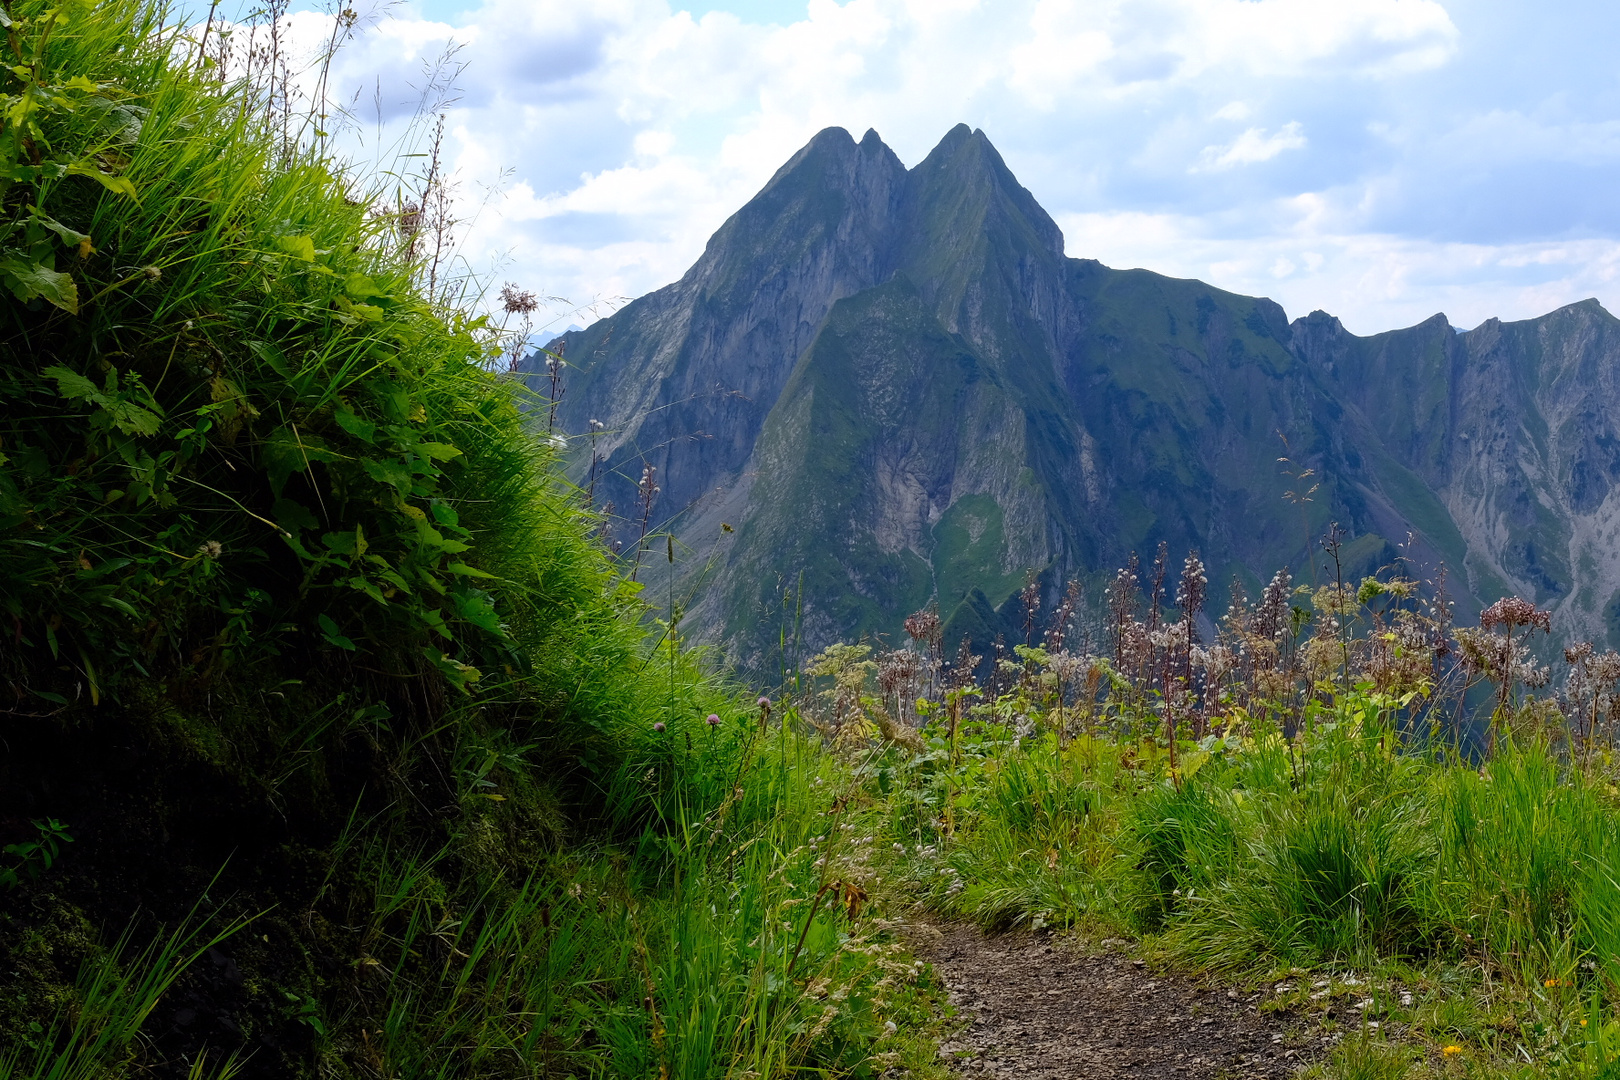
[1481, 596, 1552, 635]
[499, 282, 539, 315]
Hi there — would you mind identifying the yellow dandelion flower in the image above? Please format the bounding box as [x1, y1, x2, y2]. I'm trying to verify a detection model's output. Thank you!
[1442, 1045, 1463, 1056]
[1582, 1019, 1589, 1027]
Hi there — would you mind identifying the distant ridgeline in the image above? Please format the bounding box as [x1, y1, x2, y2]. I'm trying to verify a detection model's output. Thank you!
[524, 124, 1620, 671]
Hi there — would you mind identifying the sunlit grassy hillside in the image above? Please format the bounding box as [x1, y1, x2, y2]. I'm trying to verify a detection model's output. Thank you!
[0, 3, 936, 1077]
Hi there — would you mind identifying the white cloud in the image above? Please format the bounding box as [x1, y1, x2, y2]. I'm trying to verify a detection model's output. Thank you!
[1193, 121, 1307, 171]
[229, 0, 1620, 340]
[1055, 207, 1620, 335]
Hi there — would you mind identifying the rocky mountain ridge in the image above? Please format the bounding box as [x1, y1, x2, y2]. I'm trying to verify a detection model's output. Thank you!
[527, 124, 1620, 669]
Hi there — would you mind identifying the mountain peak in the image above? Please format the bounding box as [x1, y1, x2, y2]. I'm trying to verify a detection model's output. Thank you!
[904, 123, 1064, 260]
[552, 122, 1620, 666]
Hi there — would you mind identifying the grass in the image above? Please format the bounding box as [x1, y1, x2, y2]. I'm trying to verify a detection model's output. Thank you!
[771, 543, 1620, 1079]
[0, 1, 951, 1076]
[841, 682, 1620, 1077]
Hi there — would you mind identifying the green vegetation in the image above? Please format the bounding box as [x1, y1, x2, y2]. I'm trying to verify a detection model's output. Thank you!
[0, 3, 942, 1076]
[804, 550, 1620, 1078]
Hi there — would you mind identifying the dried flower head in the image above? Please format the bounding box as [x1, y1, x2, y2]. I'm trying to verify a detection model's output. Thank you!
[499, 282, 539, 315]
[1255, 567, 1292, 641]
[1176, 551, 1207, 619]
[1481, 596, 1552, 635]
[904, 606, 942, 646]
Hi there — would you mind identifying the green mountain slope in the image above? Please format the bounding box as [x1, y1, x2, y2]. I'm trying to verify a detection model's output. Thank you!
[534, 125, 1620, 667]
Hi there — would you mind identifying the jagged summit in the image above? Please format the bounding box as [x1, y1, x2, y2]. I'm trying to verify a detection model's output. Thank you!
[529, 127, 1620, 669]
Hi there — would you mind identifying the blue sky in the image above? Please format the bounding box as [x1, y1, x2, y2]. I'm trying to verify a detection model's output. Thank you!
[260, 0, 1620, 336]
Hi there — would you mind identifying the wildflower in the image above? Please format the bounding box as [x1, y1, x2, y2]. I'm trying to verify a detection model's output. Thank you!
[498, 282, 538, 315]
[706, 713, 721, 727]
[1442, 1045, 1463, 1056]
[566, 882, 582, 899]
[1481, 596, 1552, 635]
[546, 433, 566, 451]
[197, 540, 223, 560]
[653, 721, 666, 733]
[758, 696, 771, 709]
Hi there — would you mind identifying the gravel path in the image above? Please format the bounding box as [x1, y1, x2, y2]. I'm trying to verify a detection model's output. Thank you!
[910, 923, 1333, 1079]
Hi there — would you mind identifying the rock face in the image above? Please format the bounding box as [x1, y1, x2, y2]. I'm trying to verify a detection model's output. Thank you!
[529, 125, 1620, 671]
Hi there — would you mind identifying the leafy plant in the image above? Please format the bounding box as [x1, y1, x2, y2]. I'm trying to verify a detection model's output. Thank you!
[0, 817, 71, 889]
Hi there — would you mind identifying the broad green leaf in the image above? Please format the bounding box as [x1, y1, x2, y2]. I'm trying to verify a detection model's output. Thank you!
[316, 614, 356, 651]
[64, 160, 137, 199]
[362, 458, 413, 489]
[414, 519, 469, 554]
[321, 527, 366, 557]
[109, 401, 161, 437]
[2, 256, 78, 313]
[418, 442, 462, 462]
[275, 234, 315, 261]
[347, 575, 386, 604]
[29, 210, 90, 249]
[453, 591, 503, 635]
[334, 408, 376, 442]
[343, 272, 383, 298]
[445, 562, 496, 579]
[40, 365, 98, 400]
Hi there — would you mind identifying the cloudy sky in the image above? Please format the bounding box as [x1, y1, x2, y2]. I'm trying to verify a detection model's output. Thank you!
[253, 0, 1620, 337]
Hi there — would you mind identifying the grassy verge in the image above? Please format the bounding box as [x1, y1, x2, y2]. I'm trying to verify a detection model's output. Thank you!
[841, 682, 1620, 1078]
[0, 2, 941, 1076]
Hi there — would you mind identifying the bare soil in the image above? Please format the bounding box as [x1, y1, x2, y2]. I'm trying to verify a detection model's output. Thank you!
[910, 923, 1335, 1079]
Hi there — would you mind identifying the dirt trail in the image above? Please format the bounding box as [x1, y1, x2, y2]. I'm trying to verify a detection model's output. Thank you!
[910, 923, 1333, 1079]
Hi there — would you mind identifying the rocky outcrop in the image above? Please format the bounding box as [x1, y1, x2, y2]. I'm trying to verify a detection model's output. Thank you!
[526, 126, 1620, 669]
